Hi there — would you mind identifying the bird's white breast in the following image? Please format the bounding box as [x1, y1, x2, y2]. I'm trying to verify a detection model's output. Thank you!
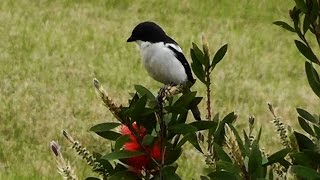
[136, 41, 188, 85]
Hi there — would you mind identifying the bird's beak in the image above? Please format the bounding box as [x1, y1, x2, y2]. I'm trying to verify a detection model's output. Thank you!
[127, 36, 135, 42]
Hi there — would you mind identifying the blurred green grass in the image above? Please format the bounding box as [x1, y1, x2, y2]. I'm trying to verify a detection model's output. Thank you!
[1, 0, 319, 179]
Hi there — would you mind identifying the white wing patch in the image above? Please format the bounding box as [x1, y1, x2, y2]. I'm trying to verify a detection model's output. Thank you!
[165, 43, 183, 53]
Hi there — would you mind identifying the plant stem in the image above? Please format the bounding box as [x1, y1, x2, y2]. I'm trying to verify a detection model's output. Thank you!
[205, 71, 212, 121]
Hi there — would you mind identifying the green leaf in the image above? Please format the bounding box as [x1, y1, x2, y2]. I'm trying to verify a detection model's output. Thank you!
[95, 131, 121, 141]
[168, 124, 197, 134]
[161, 165, 182, 180]
[229, 125, 247, 156]
[295, 40, 319, 64]
[115, 135, 131, 150]
[294, 131, 315, 151]
[305, 62, 320, 98]
[216, 161, 242, 177]
[294, 0, 308, 12]
[90, 122, 121, 132]
[85, 177, 101, 180]
[298, 116, 315, 136]
[191, 56, 206, 84]
[263, 148, 291, 166]
[214, 112, 237, 146]
[214, 143, 232, 163]
[165, 147, 182, 165]
[207, 171, 237, 180]
[142, 134, 155, 146]
[291, 165, 320, 179]
[130, 95, 147, 118]
[211, 44, 228, 69]
[297, 108, 318, 123]
[134, 84, 155, 101]
[192, 43, 206, 65]
[303, 14, 311, 34]
[248, 143, 262, 174]
[109, 170, 140, 180]
[189, 120, 218, 131]
[273, 21, 295, 32]
[314, 125, 320, 138]
[102, 150, 144, 160]
[177, 133, 203, 153]
[173, 91, 197, 108]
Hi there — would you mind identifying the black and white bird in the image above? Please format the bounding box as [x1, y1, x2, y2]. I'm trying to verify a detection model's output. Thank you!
[127, 21, 201, 121]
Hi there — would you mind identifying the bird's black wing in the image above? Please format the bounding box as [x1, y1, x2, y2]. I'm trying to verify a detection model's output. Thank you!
[167, 45, 195, 84]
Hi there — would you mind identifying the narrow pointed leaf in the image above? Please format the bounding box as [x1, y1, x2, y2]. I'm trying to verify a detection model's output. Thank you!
[297, 108, 317, 123]
[211, 44, 228, 68]
[298, 117, 315, 136]
[90, 122, 121, 132]
[115, 135, 131, 150]
[291, 165, 320, 179]
[109, 171, 140, 180]
[294, 131, 315, 151]
[102, 150, 144, 160]
[214, 143, 232, 162]
[168, 124, 197, 135]
[295, 40, 319, 64]
[263, 148, 291, 166]
[305, 62, 320, 98]
[134, 85, 155, 101]
[273, 21, 295, 32]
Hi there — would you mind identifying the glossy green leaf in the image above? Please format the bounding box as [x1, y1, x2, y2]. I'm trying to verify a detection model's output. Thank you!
[95, 131, 121, 141]
[189, 120, 218, 131]
[102, 150, 144, 160]
[216, 161, 242, 177]
[177, 133, 203, 153]
[214, 112, 237, 146]
[142, 134, 155, 146]
[173, 91, 197, 108]
[248, 143, 262, 174]
[90, 122, 121, 132]
[134, 84, 155, 101]
[303, 14, 311, 34]
[295, 40, 319, 64]
[130, 95, 147, 117]
[115, 135, 131, 150]
[294, 0, 308, 12]
[161, 165, 182, 180]
[228, 125, 247, 156]
[294, 131, 315, 151]
[305, 62, 320, 98]
[214, 143, 232, 163]
[85, 177, 101, 180]
[291, 165, 320, 179]
[263, 148, 291, 166]
[314, 125, 320, 138]
[191, 56, 206, 84]
[297, 108, 318, 123]
[192, 43, 206, 65]
[211, 44, 228, 69]
[168, 124, 197, 134]
[273, 21, 295, 32]
[109, 170, 140, 180]
[207, 171, 237, 180]
[165, 147, 182, 165]
[298, 117, 315, 136]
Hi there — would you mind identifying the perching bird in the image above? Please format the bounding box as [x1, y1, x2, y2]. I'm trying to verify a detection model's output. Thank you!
[127, 21, 201, 121]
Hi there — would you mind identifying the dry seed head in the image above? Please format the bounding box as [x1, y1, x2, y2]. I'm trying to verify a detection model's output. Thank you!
[93, 78, 122, 120]
[224, 124, 244, 167]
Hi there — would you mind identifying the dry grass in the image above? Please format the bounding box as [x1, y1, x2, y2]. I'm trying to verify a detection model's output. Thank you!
[0, 0, 319, 179]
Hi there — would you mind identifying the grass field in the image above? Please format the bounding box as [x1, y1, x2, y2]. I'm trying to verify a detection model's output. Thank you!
[1, 0, 320, 179]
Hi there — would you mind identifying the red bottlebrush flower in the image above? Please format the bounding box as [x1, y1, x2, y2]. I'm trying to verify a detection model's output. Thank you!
[120, 122, 162, 172]
[120, 122, 146, 141]
[150, 141, 161, 161]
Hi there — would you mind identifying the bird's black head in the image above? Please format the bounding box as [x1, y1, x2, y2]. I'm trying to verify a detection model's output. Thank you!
[127, 21, 167, 43]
